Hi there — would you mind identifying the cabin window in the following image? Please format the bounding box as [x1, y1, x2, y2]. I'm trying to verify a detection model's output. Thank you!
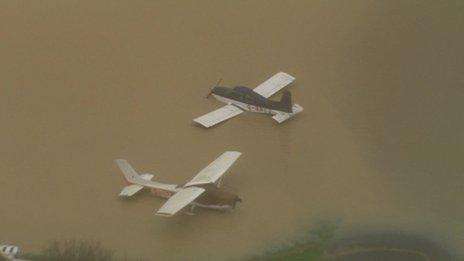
[245, 94, 254, 100]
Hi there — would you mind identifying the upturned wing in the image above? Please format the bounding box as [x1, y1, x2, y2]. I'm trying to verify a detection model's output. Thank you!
[156, 187, 205, 216]
[253, 72, 295, 98]
[193, 104, 243, 128]
[184, 151, 242, 187]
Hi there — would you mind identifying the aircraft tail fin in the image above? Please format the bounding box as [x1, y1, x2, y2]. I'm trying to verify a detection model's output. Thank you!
[115, 159, 155, 197]
[278, 90, 293, 113]
[115, 159, 139, 183]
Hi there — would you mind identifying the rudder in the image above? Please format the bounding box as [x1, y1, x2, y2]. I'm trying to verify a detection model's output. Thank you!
[115, 159, 139, 183]
[279, 90, 293, 113]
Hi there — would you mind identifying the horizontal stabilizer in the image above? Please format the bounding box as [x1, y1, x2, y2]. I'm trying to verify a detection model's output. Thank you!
[119, 184, 144, 197]
[156, 187, 205, 217]
[272, 104, 303, 123]
[194, 104, 243, 128]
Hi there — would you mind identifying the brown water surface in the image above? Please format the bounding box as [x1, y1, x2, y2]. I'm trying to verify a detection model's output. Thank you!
[1, 1, 463, 260]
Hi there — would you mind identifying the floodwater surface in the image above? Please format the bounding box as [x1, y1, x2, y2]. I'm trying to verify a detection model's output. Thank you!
[1, 1, 463, 260]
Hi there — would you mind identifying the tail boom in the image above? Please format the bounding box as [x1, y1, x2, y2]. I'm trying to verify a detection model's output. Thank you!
[115, 159, 178, 197]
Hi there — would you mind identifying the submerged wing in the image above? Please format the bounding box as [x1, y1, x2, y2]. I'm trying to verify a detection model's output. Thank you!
[156, 187, 205, 216]
[184, 151, 242, 187]
[193, 104, 243, 128]
[253, 72, 295, 98]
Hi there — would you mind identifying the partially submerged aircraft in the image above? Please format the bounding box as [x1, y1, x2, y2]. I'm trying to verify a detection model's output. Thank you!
[115, 151, 242, 217]
[194, 72, 303, 127]
[0, 244, 20, 260]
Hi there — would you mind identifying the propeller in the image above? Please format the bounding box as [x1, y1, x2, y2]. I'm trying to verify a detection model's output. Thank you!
[206, 78, 222, 98]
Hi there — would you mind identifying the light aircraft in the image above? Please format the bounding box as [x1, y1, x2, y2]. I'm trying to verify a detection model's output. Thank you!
[115, 151, 242, 217]
[194, 72, 303, 127]
[0, 244, 20, 260]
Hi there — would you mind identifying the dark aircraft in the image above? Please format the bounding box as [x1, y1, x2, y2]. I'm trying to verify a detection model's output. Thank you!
[194, 72, 303, 127]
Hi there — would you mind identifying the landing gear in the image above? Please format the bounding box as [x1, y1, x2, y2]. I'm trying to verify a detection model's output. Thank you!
[185, 204, 196, 216]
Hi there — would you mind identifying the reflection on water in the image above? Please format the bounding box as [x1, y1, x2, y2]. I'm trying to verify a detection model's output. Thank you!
[0, 1, 462, 259]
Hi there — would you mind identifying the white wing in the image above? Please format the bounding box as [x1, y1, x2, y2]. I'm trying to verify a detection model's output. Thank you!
[184, 151, 241, 187]
[155, 187, 205, 216]
[193, 104, 243, 128]
[253, 72, 295, 98]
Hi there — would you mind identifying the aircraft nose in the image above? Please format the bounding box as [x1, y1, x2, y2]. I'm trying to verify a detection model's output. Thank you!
[206, 86, 219, 98]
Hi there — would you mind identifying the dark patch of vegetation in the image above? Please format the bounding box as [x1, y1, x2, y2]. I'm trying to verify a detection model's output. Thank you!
[249, 220, 339, 261]
[18, 240, 114, 261]
[325, 232, 455, 261]
[17, 240, 147, 261]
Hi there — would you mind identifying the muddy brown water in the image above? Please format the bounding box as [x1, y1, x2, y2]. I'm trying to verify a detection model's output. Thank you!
[1, 1, 463, 260]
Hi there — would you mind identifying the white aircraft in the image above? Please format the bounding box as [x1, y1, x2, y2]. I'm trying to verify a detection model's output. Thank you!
[115, 151, 242, 217]
[0, 245, 20, 260]
[194, 72, 303, 127]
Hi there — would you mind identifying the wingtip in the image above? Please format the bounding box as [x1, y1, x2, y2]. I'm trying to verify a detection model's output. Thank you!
[155, 212, 173, 217]
[225, 151, 242, 155]
[193, 119, 212, 128]
[277, 71, 295, 80]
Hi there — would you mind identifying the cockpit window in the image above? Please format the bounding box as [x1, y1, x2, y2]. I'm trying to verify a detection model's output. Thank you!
[230, 92, 243, 100]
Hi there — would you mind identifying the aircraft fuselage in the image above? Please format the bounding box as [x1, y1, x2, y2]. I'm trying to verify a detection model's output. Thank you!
[145, 182, 241, 212]
[210, 86, 291, 114]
